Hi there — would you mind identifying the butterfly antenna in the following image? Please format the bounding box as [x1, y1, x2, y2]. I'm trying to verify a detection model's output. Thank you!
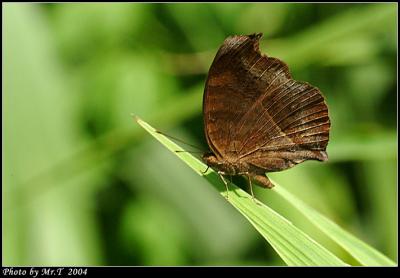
[155, 130, 206, 152]
[175, 150, 204, 154]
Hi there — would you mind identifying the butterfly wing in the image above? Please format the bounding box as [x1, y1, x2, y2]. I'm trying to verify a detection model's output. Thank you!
[203, 33, 283, 159]
[203, 33, 330, 171]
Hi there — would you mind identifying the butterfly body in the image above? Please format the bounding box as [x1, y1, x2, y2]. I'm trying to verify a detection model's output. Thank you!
[202, 33, 330, 191]
[202, 152, 274, 188]
[202, 152, 250, 176]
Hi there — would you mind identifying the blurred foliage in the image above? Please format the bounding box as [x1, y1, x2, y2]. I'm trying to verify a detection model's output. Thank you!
[3, 3, 397, 266]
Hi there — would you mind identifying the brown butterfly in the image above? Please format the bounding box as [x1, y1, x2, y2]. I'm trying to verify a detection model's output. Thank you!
[202, 33, 330, 198]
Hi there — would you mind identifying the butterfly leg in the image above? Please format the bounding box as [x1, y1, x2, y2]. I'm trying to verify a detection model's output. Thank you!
[245, 173, 255, 200]
[201, 165, 210, 175]
[218, 171, 230, 199]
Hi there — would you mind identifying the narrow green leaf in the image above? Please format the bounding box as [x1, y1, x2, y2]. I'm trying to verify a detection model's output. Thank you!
[272, 183, 396, 266]
[135, 117, 347, 266]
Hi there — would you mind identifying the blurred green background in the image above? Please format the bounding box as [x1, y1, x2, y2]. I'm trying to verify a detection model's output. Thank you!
[3, 3, 397, 266]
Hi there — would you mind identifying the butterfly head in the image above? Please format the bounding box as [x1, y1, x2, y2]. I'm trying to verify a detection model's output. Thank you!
[202, 152, 220, 167]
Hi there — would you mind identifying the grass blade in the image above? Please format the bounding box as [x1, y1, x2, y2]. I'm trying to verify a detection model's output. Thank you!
[135, 117, 347, 266]
[272, 183, 396, 266]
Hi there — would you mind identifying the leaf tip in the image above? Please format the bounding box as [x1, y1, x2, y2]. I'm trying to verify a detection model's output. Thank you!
[132, 114, 142, 123]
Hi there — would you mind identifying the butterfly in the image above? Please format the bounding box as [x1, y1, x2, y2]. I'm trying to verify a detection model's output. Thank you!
[202, 33, 330, 198]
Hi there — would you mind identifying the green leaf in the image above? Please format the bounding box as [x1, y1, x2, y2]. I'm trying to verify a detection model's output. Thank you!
[272, 183, 396, 266]
[135, 117, 347, 266]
